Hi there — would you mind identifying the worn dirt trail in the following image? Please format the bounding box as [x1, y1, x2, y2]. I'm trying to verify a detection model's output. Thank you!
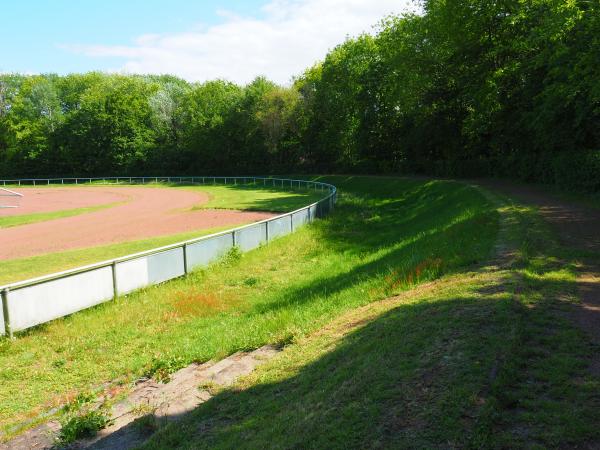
[0, 187, 274, 260]
[476, 179, 600, 372]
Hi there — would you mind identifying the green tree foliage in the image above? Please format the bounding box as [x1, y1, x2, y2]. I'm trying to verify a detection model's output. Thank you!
[0, 0, 598, 192]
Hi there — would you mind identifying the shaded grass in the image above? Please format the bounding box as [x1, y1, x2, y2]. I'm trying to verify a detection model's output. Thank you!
[472, 199, 600, 448]
[136, 183, 600, 449]
[140, 271, 514, 449]
[179, 184, 324, 212]
[0, 176, 498, 436]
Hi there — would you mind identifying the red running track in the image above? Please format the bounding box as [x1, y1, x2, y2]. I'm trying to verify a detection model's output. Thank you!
[0, 187, 274, 260]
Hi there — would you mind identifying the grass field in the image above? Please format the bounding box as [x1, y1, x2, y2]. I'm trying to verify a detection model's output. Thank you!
[0, 184, 323, 285]
[0, 176, 498, 436]
[139, 185, 600, 449]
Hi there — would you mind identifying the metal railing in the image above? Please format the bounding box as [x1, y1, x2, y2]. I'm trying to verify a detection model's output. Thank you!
[0, 176, 337, 338]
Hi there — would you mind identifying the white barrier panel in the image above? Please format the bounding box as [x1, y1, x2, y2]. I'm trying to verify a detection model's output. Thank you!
[0, 307, 5, 336]
[267, 215, 292, 240]
[186, 233, 233, 270]
[235, 223, 267, 252]
[116, 248, 185, 295]
[292, 208, 310, 231]
[309, 204, 317, 221]
[7, 267, 114, 331]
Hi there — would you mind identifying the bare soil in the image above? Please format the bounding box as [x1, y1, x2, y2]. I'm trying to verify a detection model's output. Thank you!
[0, 187, 274, 260]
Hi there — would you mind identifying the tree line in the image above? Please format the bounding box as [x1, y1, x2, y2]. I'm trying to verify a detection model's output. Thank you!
[1, 0, 598, 193]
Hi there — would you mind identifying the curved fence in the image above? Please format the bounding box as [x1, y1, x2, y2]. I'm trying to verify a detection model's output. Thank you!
[0, 177, 337, 338]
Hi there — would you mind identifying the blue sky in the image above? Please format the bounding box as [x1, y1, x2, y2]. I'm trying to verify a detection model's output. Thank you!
[1, 0, 265, 73]
[1, 0, 411, 84]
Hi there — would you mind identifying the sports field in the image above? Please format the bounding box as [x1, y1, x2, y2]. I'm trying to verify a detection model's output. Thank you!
[0, 183, 323, 284]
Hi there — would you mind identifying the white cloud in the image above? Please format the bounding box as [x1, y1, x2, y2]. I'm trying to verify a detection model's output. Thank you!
[65, 0, 416, 85]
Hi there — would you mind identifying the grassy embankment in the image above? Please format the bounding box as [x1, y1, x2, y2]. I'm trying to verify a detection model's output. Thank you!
[0, 183, 323, 285]
[0, 176, 499, 438]
[140, 182, 600, 449]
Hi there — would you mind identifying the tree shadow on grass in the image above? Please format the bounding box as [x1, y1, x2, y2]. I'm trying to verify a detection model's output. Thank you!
[85, 263, 599, 450]
[172, 180, 326, 213]
[93, 290, 511, 449]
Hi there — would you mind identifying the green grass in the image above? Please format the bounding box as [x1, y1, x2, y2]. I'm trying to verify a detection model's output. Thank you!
[137, 184, 600, 449]
[0, 184, 323, 285]
[0, 203, 120, 229]
[0, 176, 499, 437]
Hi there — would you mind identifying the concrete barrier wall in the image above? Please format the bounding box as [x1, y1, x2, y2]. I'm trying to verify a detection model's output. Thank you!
[116, 248, 186, 295]
[7, 267, 114, 332]
[267, 215, 292, 241]
[186, 233, 234, 270]
[235, 222, 267, 252]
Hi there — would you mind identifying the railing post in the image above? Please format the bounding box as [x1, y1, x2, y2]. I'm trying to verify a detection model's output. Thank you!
[183, 243, 188, 275]
[111, 262, 118, 300]
[2, 288, 13, 339]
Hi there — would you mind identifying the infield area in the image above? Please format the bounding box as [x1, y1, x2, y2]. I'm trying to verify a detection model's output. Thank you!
[0, 183, 322, 284]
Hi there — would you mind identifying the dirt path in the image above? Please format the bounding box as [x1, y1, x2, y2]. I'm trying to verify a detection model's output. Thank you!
[0, 187, 274, 260]
[475, 179, 600, 364]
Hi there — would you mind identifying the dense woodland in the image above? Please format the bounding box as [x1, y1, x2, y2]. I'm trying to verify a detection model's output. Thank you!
[0, 0, 598, 192]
